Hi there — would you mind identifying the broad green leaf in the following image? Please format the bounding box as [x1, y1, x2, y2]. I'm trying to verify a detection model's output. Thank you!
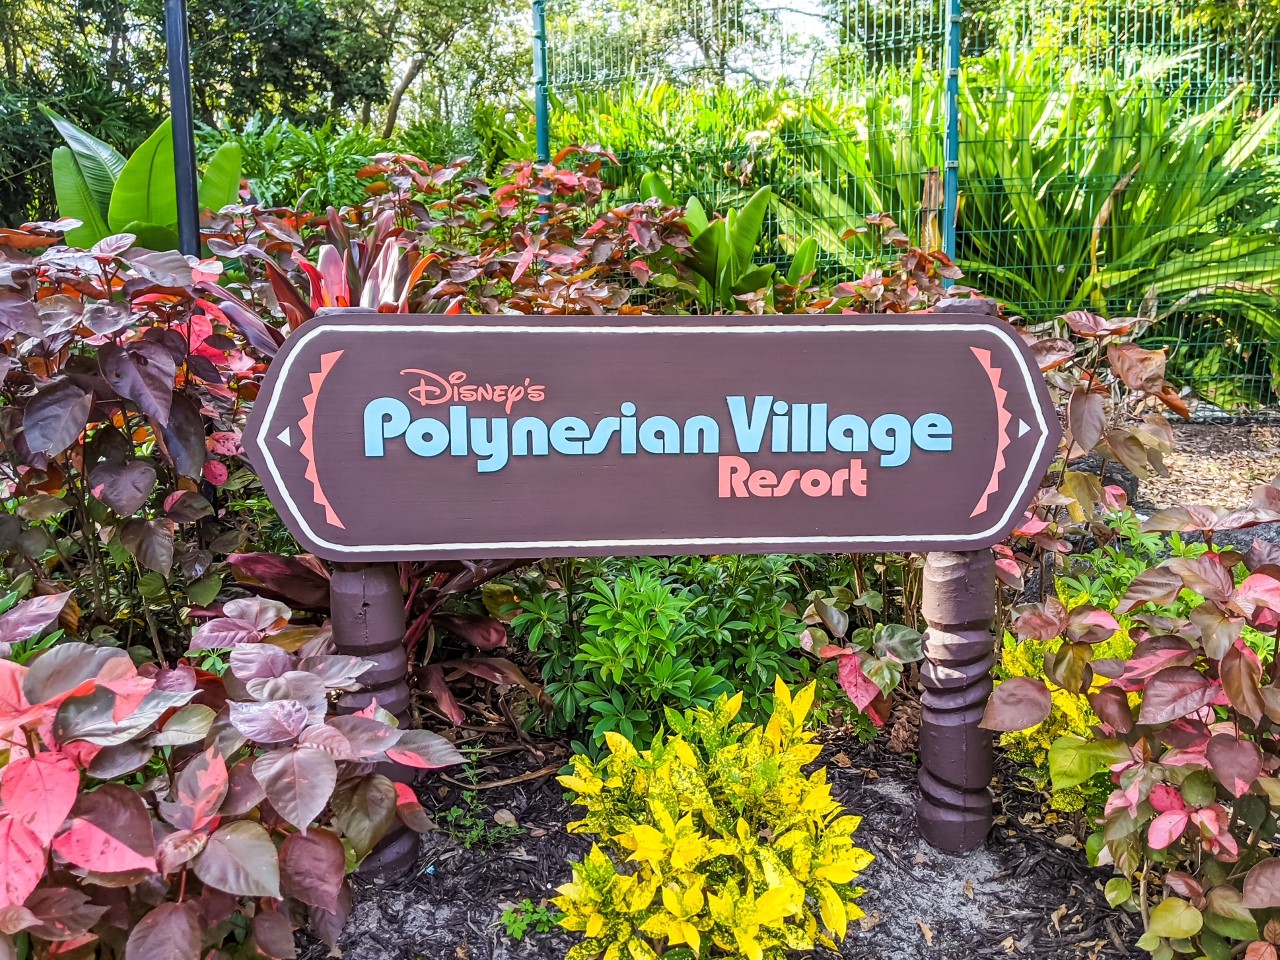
[138, 572, 167, 600]
[332, 774, 398, 860]
[863, 656, 903, 697]
[198, 142, 242, 213]
[1048, 736, 1129, 790]
[50, 148, 109, 247]
[109, 119, 178, 232]
[728, 185, 771, 272]
[1148, 898, 1202, 939]
[1197, 930, 1231, 960]
[150, 704, 217, 747]
[1204, 885, 1259, 942]
[41, 105, 125, 217]
[729, 263, 776, 296]
[683, 195, 710, 236]
[120, 221, 181, 253]
[873, 624, 925, 663]
[638, 171, 676, 205]
[186, 573, 223, 608]
[786, 236, 818, 287]
[688, 218, 725, 285]
[1085, 831, 1106, 866]
[1104, 878, 1132, 908]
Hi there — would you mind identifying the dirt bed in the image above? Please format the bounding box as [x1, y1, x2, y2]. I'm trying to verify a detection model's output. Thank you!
[307, 737, 1138, 960]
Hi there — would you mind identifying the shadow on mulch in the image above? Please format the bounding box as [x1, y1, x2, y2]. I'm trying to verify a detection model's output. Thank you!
[303, 736, 1141, 960]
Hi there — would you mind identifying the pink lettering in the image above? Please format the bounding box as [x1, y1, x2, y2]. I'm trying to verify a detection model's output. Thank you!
[717, 456, 869, 498]
[718, 456, 749, 497]
[400, 369, 544, 412]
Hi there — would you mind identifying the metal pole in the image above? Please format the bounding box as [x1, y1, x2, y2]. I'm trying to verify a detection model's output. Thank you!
[916, 550, 995, 853]
[330, 563, 420, 877]
[941, 0, 961, 280]
[164, 0, 201, 256]
[532, 0, 551, 164]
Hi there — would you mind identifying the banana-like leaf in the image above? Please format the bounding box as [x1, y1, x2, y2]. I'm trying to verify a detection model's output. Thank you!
[730, 263, 776, 297]
[774, 200, 868, 272]
[41, 106, 125, 219]
[728, 186, 771, 273]
[50, 147, 109, 248]
[198, 142, 242, 213]
[688, 217, 725, 286]
[786, 236, 818, 287]
[638, 171, 676, 206]
[109, 119, 178, 233]
[121, 220, 182, 253]
[684, 196, 710, 236]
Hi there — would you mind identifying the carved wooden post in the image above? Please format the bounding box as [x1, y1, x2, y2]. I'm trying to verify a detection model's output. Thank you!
[916, 550, 996, 853]
[330, 562, 420, 876]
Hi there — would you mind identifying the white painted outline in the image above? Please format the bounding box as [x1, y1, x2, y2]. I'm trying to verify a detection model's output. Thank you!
[252, 322, 1054, 555]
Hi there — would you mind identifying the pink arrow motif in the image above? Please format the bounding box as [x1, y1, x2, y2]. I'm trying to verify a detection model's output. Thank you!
[297, 349, 345, 530]
[970, 346, 1015, 519]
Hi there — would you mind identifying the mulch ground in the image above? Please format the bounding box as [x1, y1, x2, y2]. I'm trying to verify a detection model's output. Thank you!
[307, 732, 1140, 960]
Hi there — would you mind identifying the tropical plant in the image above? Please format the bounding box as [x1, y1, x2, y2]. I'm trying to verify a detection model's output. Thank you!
[639, 173, 818, 311]
[984, 479, 1280, 959]
[995, 306, 1192, 597]
[554, 680, 872, 960]
[956, 52, 1280, 329]
[769, 59, 945, 268]
[46, 109, 242, 250]
[557, 49, 1280, 405]
[0, 224, 273, 651]
[513, 564, 735, 751]
[0, 593, 462, 958]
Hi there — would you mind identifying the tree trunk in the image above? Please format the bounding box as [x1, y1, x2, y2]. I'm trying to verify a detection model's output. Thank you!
[382, 55, 424, 139]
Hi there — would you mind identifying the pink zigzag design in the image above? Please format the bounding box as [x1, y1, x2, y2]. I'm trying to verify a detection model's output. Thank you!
[298, 349, 346, 529]
[970, 347, 1013, 518]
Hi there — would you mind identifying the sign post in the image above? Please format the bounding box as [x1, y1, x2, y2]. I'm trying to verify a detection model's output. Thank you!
[244, 306, 1059, 857]
[329, 562, 419, 873]
[917, 550, 997, 852]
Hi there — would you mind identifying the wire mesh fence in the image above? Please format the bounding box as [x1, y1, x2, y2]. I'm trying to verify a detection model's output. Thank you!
[543, 0, 1280, 414]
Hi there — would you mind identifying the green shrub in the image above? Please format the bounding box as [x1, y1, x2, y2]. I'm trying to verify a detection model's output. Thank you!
[197, 116, 383, 211]
[508, 556, 823, 752]
[554, 680, 871, 960]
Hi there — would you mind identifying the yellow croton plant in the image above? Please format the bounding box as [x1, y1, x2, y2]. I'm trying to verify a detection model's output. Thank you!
[553, 679, 873, 960]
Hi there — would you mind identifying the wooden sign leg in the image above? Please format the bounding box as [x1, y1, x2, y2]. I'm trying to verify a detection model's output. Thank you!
[916, 550, 995, 853]
[330, 562, 420, 876]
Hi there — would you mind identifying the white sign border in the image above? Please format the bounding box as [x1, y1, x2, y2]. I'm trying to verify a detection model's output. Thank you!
[252, 322, 1053, 555]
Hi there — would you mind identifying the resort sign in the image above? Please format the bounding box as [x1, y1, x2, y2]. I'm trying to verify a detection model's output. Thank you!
[244, 311, 1060, 561]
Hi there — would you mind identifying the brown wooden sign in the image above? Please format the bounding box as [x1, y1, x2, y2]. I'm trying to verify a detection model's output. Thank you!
[244, 311, 1060, 561]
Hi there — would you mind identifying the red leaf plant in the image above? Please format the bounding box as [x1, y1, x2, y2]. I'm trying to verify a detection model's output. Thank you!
[0, 605, 462, 958]
[990, 473, 1280, 958]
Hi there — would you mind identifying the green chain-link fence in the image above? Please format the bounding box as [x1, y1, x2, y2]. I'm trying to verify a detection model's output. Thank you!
[542, 0, 1280, 414]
